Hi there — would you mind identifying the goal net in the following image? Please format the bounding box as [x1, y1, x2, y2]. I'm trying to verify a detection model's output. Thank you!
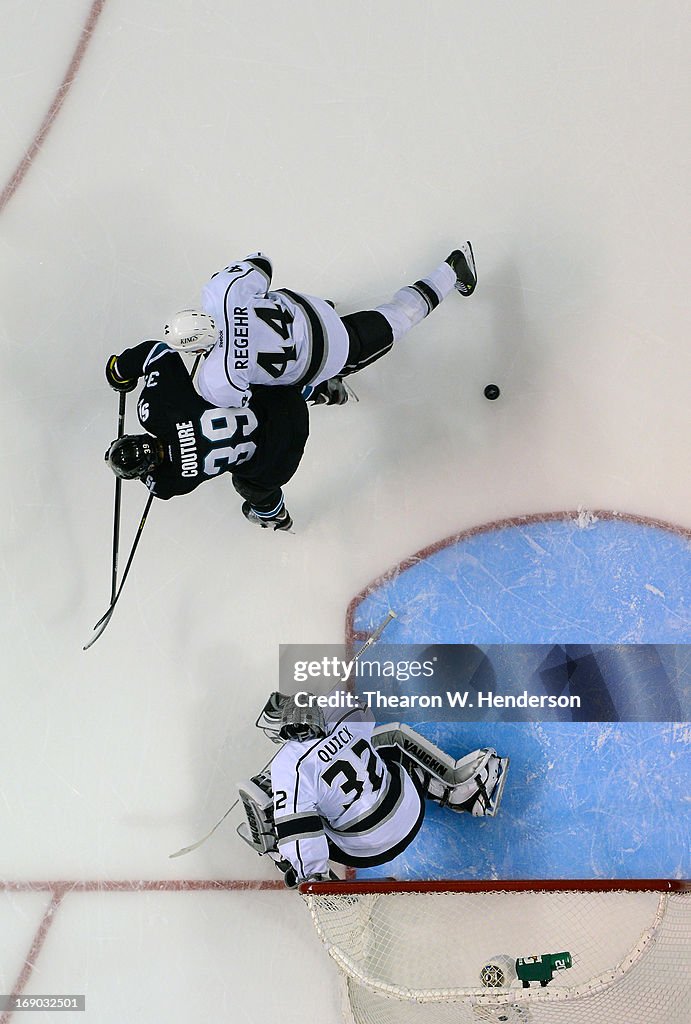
[299, 879, 690, 1024]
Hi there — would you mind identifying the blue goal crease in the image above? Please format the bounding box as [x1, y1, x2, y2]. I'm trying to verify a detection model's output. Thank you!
[350, 516, 690, 880]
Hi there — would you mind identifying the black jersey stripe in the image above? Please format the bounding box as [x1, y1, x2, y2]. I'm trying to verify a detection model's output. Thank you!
[325, 767, 425, 867]
[406, 284, 431, 314]
[275, 289, 327, 388]
[246, 255, 272, 286]
[276, 815, 324, 843]
[332, 760, 404, 836]
[326, 793, 425, 868]
[410, 279, 440, 313]
[295, 839, 306, 878]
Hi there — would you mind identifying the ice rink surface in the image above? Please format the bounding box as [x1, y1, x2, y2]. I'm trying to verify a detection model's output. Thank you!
[1, 1, 690, 1021]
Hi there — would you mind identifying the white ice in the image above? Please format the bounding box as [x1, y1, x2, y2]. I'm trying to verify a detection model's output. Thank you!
[0, 1, 689, 1021]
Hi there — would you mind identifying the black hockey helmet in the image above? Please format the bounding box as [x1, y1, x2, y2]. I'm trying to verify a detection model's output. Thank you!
[104, 434, 162, 479]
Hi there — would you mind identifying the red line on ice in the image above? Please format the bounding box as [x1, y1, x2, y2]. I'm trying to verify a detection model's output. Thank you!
[0, 888, 65, 1024]
[0, 879, 285, 893]
[0, 0, 108, 215]
[0, 879, 284, 1021]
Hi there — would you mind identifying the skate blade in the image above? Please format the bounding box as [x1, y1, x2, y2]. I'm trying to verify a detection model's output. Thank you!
[485, 757, 510, 817]
[455, 240, 476, 295]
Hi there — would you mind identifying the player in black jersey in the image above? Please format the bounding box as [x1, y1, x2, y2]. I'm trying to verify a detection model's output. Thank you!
[104, 340, 308, 530]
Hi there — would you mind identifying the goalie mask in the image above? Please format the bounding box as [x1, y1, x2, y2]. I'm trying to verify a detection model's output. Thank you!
[164, 308, 216, 352]
[279, 695, 327, 742]
[105, 434, 163, 480]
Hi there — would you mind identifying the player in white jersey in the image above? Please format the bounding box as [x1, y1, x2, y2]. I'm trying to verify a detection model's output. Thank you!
[237, 693, 508, 885]
[165, 245, 477, 409]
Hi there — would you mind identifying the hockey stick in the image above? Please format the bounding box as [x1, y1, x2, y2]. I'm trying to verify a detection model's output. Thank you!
[190, 351, 203, 378]
[84, 353, 204, 651]
[110, 390, 127, 603]
[168, 609, 397, 859]
[82, 492, 154, 650]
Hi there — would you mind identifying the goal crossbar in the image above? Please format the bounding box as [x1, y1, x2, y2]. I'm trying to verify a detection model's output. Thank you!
[300, 878, 690, 896]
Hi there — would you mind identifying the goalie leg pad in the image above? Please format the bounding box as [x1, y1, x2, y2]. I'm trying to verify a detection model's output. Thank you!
[371, 723, 509, 817]
[236, 778, 278, 856]
[444, 752, 510, 817]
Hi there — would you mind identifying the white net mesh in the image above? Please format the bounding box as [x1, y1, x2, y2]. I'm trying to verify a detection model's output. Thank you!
[301, 884, 690, 1024]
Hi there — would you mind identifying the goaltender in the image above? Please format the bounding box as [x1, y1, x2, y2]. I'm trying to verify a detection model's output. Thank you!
[237, 693, 509, 886]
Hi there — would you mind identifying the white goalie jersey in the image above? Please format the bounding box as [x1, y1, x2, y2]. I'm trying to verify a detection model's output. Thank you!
[270, 706, 424, 880]
[196, 255, 350, 407]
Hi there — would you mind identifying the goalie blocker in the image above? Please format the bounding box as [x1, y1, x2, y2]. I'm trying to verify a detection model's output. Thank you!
[236, 774, 333, 887]
[238, 694, 509, 884]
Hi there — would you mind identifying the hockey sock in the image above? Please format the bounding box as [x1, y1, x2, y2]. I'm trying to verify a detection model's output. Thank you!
[374, 260, 456, 343]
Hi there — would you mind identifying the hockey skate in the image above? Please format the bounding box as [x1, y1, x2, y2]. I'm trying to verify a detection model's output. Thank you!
[241, 501, 293, 531]
[445, 242, 477, 296]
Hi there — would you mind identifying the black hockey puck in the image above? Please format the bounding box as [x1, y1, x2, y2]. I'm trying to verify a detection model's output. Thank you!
[484, 384, 501, 400]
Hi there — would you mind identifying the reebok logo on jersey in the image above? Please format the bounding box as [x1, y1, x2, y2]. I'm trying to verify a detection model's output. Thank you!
[316, 726, 354, 763]
[233, 306, 249, 369]
[176, 420, 199, 477]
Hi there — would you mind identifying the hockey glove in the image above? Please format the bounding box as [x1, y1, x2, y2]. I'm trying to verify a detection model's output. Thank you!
[273, 859, 299, 889]
[105, 355, 138, 393]
[280, 867, 331, 890]
[283, 867, 299, 889]
[242, 501, 293, 532]
[308, 377, 349, 406]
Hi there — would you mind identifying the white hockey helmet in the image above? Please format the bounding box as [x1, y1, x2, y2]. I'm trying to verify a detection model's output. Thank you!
[164, 308, 216, 352]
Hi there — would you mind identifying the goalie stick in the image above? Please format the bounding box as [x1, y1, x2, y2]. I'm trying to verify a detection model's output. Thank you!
[349, 608, 396, 657]
[168, 609, 397, 859]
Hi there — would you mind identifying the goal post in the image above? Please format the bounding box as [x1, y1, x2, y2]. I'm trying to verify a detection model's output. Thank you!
[299, 879, 690, 1024]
